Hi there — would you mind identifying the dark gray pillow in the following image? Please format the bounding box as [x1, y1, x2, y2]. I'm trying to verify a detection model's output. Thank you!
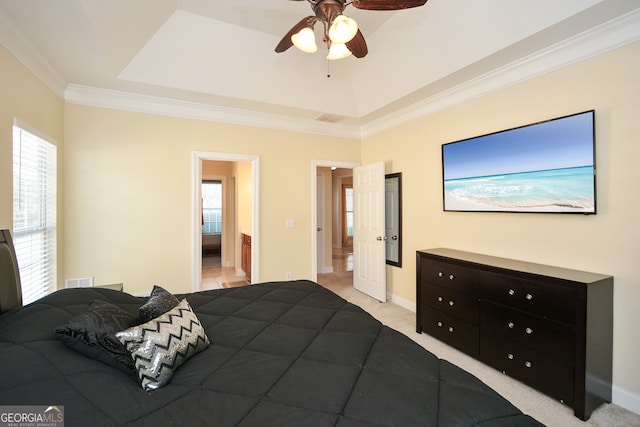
[139, 285, 180, 323]
[53, 300, 138, 373]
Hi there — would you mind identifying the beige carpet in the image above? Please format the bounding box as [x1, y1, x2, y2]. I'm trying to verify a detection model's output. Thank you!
[317, 271, 640, 427]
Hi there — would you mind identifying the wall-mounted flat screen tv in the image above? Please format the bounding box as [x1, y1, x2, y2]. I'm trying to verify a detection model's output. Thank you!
[442, 110, 596, 214]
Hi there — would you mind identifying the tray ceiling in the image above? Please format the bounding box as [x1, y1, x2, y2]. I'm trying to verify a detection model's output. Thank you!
[1, 0, 639, 136]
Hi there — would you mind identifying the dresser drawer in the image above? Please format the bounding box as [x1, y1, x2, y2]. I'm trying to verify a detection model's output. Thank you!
[420, 305, 478, 356]
[480, 332, 574, 405]
[482, 272, 576, 324]
[419, 258, 479, 293]
[421, 283, 478, 324]
[480, 301, 575, 361]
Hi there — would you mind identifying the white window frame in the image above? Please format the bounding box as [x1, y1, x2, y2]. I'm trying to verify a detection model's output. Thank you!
[12, 119, 57, 305]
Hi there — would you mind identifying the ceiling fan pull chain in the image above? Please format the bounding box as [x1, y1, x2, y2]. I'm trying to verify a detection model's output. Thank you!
[327, 59, 331, 78]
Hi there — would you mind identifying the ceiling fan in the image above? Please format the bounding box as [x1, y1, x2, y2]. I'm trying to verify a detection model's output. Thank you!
[275, 0, 428, 60]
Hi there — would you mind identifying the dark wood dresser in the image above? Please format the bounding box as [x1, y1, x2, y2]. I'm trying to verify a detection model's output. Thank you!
[416, 248, 613, 421]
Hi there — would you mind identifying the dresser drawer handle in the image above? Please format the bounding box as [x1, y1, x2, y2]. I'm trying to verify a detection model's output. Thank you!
[526, 293, 533, 300]
[438, 272, 443, 278]
[508, 289, 515, 296]
[507, 353, 514, 360]
[437, 296, 443, 302]
[525, 327, 533, 335]
[448, 326, 454, 333]
[437, 321, 443, 327]
[449, 274, 455, 280]
[507, 322, 515, 329]
[448, 300, 454, 306]
[525, 361, 532, 368]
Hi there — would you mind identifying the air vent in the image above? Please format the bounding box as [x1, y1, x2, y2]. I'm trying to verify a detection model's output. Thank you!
[65, 277, 94, 288]
[314, 113, 344, 123]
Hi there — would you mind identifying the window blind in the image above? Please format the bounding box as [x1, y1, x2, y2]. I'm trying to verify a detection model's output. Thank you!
[12, 122, 57, 305]
[202, 180, 222, 234]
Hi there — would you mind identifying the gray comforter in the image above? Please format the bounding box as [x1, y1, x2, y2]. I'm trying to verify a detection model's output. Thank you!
[0, 280, 543, 426]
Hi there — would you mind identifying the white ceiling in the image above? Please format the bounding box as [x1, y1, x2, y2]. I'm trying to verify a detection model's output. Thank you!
[1, 0, 639, 137]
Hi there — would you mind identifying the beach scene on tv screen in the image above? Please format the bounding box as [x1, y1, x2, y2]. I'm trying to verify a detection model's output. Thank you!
[443, 112, 595, 213]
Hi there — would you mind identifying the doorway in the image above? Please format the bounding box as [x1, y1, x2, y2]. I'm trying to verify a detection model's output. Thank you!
[200, 171, 242, 290]
[311, 160, 359, 285]
[192, 152, 259, 292]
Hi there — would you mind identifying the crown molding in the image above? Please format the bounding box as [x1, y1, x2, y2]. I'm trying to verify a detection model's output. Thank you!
[0, 7, 67, 98]
[64, 85, 363, 139]
[361, 8, 640, 137]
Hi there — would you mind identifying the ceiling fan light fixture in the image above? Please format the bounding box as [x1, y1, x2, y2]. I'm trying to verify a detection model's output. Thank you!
[328, 15, 358, 44]
[327, 42, 352, 60]
[291, 26, 318, 53]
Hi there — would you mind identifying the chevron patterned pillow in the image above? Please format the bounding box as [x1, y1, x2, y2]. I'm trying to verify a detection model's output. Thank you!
[116, 298, 210, 391]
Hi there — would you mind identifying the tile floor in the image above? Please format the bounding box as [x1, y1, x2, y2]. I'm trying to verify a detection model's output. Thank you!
[199, 244, 353, 291]
[200, 253, 248, 290]
[329, 244, 353, 274]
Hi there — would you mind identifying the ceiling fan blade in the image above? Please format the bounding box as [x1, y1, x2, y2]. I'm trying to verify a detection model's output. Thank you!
[351, 0, 428, 11]
[346, 29, 368, 58]
[275, 16, 315, 53]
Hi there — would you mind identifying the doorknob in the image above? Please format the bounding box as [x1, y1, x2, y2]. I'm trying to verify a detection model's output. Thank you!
[317, 227, 322, 231]
[392, 235, 398, 240]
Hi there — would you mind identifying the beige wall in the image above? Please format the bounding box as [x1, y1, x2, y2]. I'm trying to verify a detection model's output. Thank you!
[362, 41, 640, 404]
[236, 161, 253, 238]
[0, 44, 64, 287]
[236, 160, 253, 276]
[63, 104, 360, 295]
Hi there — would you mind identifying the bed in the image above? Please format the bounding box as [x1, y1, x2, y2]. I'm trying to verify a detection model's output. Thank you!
[0, 230, 543, 426]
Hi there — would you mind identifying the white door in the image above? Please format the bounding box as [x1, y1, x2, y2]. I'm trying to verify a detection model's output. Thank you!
[353, 162, 386, 302]
[316, 174, 325, 274]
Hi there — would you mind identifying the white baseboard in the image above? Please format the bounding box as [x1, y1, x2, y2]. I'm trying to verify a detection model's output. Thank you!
[321, 266, 334, 274]
[613, 385, 640, 416]
[388, 292, 416, 313]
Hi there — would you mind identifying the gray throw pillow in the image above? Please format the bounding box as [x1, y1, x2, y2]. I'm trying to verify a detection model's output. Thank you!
[53, 300, 137, 373]
[138, 285, 180, 323]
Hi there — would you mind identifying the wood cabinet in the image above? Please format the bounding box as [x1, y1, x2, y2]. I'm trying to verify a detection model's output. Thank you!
[416, 248, 613, 421]
[241, 233, 251, 282]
